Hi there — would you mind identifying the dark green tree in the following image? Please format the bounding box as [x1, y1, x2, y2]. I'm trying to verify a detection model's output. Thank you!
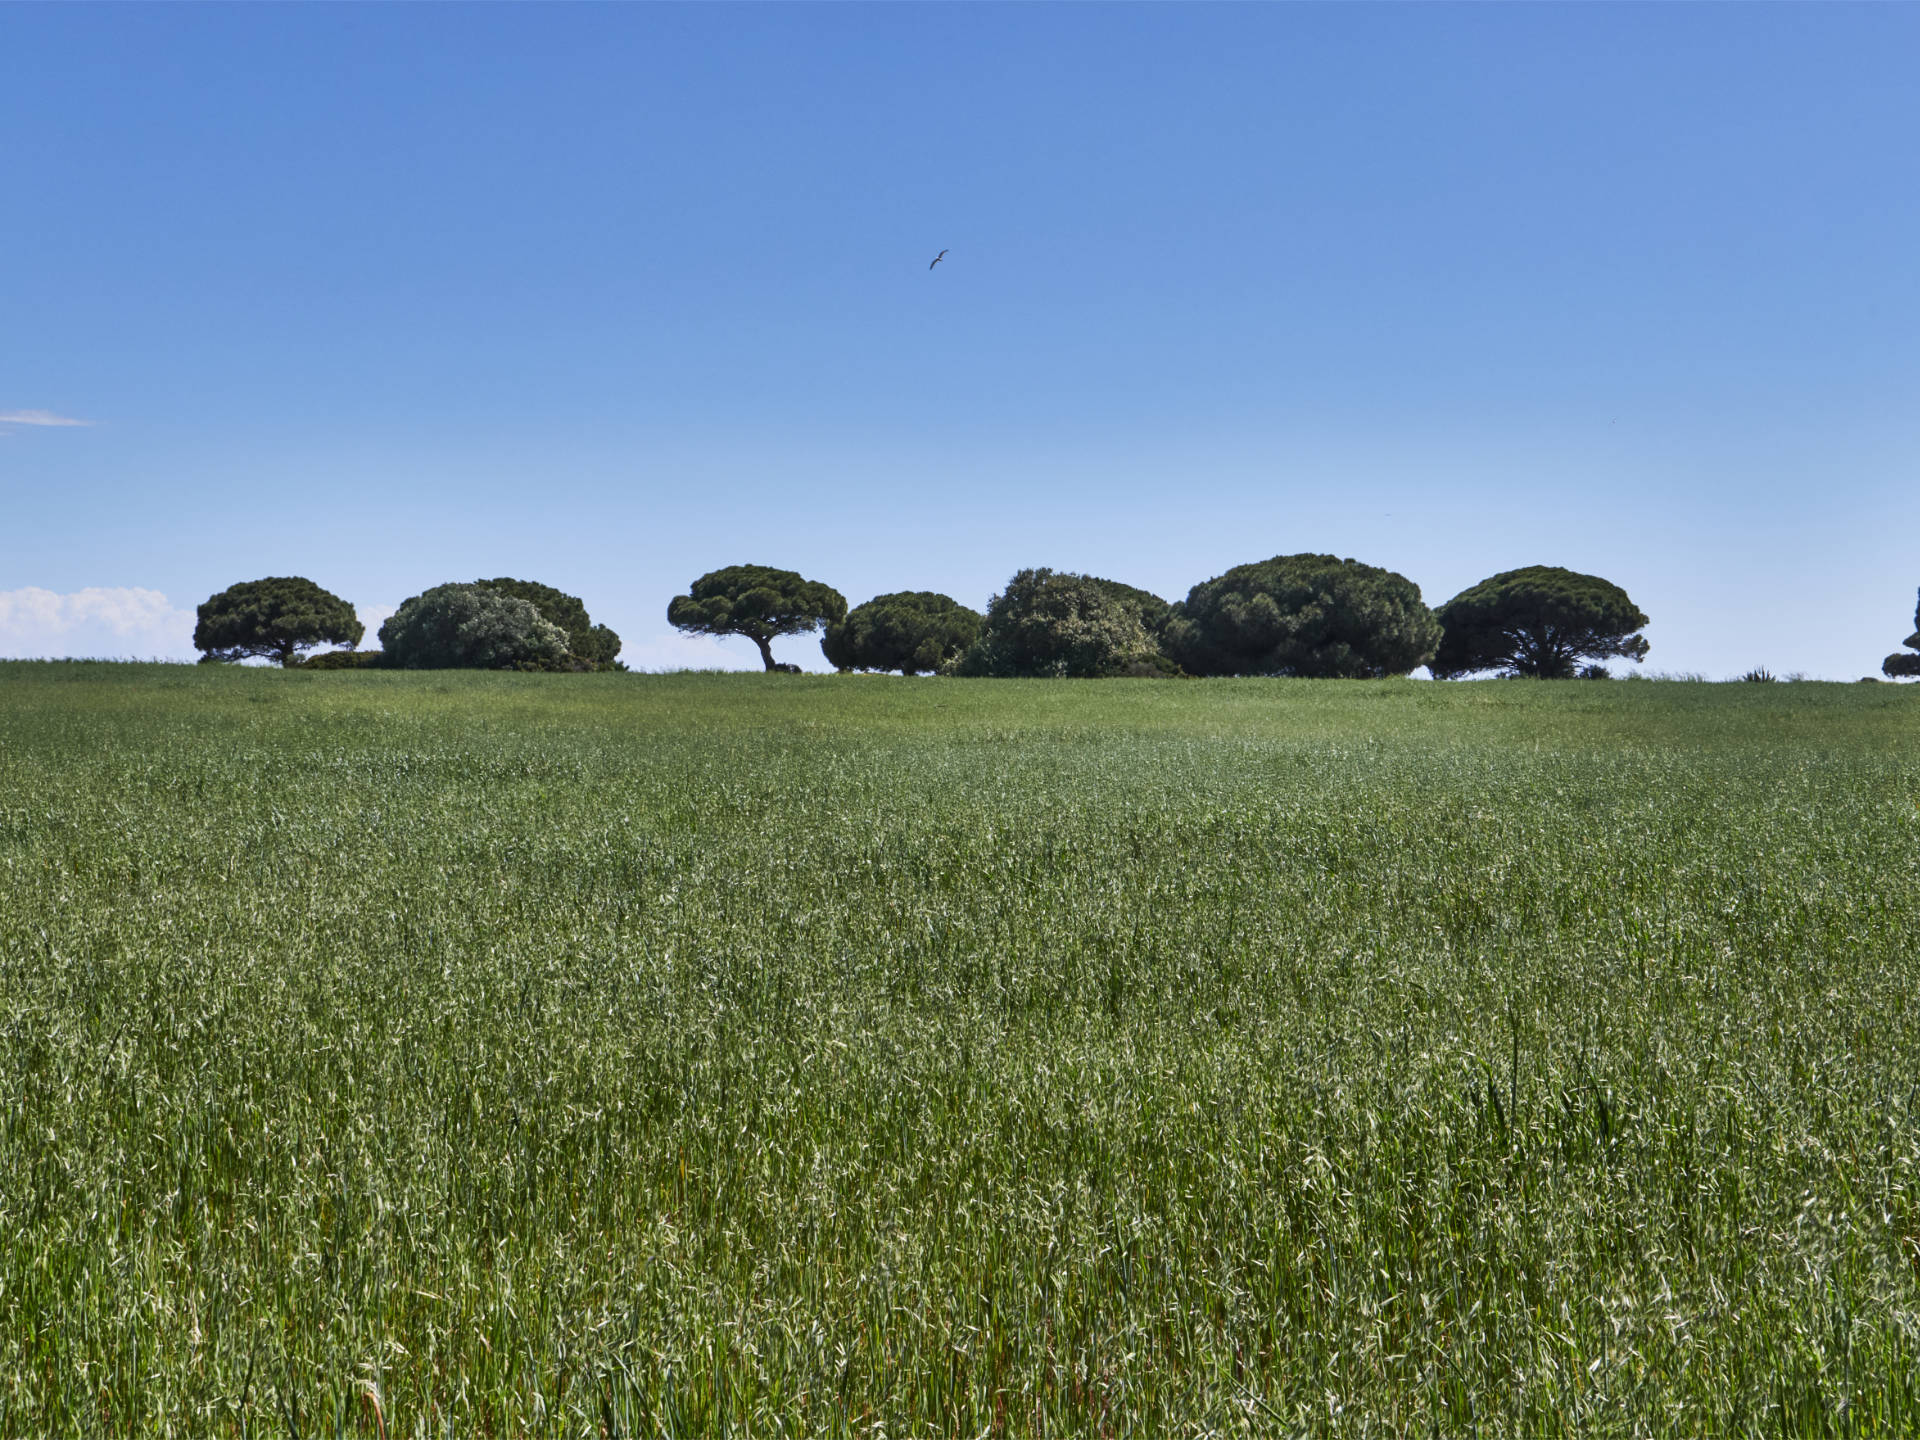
[955, 569, 1171, 678]
[1164, 554, 1440, 678]
[1882, 588, 1920, 679]
[1431, 566, 1650, 679]
[821, 592, 983, 675]
[667, 565, 847, 671]
[193, 577, 363, 666]
[378, 583, 569, 669]
[476, 577, 623, 669]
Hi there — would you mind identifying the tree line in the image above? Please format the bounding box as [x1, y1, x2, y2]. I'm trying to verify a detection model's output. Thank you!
[670, 557, 1653, 679]
[194, 556, 1665, 679]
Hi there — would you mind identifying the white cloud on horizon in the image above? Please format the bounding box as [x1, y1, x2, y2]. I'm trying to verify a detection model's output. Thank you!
[618, 631, 770, 673]
[356, 604, 398, 643]
[0, 409, 93, 427]
[0, 587, 197, 660]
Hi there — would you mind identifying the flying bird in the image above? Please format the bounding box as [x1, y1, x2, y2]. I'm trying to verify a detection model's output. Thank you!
[929, 249, 948, 270]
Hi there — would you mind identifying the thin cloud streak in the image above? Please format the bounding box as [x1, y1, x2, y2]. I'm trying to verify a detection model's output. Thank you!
[0, 409, 93, 427]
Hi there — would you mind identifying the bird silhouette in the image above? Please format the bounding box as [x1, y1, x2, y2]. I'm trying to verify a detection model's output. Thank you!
[929, 249, 948, 270]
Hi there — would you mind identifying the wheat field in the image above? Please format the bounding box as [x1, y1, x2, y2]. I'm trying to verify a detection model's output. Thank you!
[2, 662, 1917, 1435]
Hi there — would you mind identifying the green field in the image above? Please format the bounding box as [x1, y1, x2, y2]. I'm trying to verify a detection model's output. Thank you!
[2, 663, 1918, 1436]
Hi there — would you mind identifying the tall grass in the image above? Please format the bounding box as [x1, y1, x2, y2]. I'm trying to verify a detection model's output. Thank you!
[2, 662, 1918, 1435]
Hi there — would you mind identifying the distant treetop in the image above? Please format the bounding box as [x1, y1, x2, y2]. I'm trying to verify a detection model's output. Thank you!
[822, 592, 983, 675]
[667, 564, 847, 671]
[379, 583, 569, 670]
[1164, 553, 1440, 678]
[1431, 566, 1649, 679]
[476, 577, 622, 669]
[955, 568, 1171, 678]
[194, 577, 363, 666]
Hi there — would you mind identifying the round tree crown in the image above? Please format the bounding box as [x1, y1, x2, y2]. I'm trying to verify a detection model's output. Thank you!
[822, 591, 983, 674]
[194, 576, 363, 665]
[476, 577, 622, 667]
[1164, 553, 1439, 678]
[668, 565, 847, 641]
[378, 583, 569, 669]
[954, 569, 1168, 678]
[1432, 566, 1649, 679]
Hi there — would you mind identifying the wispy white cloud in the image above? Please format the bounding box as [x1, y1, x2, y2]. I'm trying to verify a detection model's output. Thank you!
[0, 587, 196, 660]
[0, 409, 93, 427]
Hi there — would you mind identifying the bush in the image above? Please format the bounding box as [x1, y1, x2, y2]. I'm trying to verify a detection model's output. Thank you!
[476, 578, 623, 669]
[955, 570, 1167, 678]
[1164, 554, 1440, 678]
[378, 584, 569, 670]
[822, 592, 983, 675]
[295, 649, 385, 670]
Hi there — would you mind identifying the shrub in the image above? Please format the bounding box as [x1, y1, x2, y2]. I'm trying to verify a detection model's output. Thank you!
[476, 578, 623, 669]
[378, 584, 569, 670]
[955, 570, 1167, 678]
[822, 592, 983, 675]
[296, 649, 385, 670]
[1164, 554, 1440, 678]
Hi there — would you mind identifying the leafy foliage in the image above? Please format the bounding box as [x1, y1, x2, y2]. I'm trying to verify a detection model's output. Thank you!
[1882, 588, 1920, 679]
[193, 576, 363, 665]
[1432, 566, 1651, 679]
[954, 569, 1169, 677]
[821, 592, 983, 675]
[1088, 577, 1174, 639]
[378, 583, 569, 670]
[1164, 554, 1440, 678]
[667, 565, 847, 671]
[476, 578, 623, 669]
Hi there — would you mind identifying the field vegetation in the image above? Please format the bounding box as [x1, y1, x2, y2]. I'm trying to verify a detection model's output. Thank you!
[1, 663, 1917, 1435]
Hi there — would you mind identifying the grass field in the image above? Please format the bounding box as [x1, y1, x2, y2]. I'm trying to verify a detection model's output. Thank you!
[2, 662, 1918, 1436]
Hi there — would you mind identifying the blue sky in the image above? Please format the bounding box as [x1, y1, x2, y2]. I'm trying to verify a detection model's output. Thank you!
[3, 4, 1916, 676]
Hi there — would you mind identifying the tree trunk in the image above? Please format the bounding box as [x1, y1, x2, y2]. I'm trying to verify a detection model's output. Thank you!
[752, 634, 777, 671]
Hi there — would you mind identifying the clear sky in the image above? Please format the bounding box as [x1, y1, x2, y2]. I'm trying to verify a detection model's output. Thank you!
[4, 4, 1917, 676]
